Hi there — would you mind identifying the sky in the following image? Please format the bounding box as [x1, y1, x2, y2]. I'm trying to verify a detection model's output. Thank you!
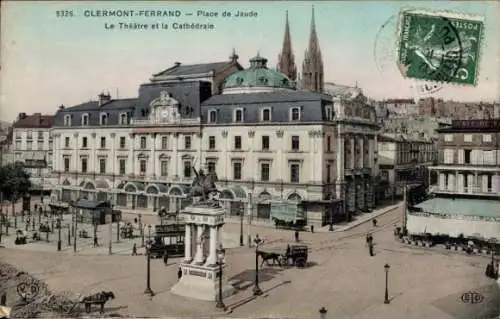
[1, 1, 499, 122]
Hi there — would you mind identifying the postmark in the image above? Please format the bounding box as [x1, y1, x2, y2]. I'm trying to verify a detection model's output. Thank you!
[397, 9, 484, 86]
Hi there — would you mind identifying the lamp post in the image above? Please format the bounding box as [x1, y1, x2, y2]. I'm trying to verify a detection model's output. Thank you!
[57, 218, 62, 251]
[144, 224, 154, 296]
[319, 307, 327, 319]
[67, 224, 71, 246]
[73, 209, 78, 253]
[329, 202, 334, 232]
[215, 246, 226, 310]
[490, 238, 497, 267]
[253, 234, 264, 296]
[239, 204, 244, 247]
[384, 263, 390, 304]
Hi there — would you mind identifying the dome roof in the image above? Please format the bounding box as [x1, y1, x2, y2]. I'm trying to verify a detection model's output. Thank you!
[224, 54, 296, 90]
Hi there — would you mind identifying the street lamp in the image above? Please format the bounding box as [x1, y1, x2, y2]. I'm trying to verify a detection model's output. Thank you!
[144, 224, 154, 297]
[490, 238, 497, 267]
[239, 204, 244, 247]
[384, 263, 390, 304]
[215, 246, 226, 310]
[253, 234, 264, 296]
[57, 218, 62, 251]
[319, 307, 327, 319]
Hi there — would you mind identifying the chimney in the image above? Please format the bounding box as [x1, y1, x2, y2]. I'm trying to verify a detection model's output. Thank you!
[18, 113, 27, 120]
[59, 104, 65, 110]
[174, 62, 181, 67]
[98, 92, 111, 106]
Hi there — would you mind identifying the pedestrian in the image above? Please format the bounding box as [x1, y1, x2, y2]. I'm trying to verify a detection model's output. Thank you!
[369, 242, 374, 256]
[163, 251, 169, 265]
[372, 219, 377, 227]
[132, 243, 137, 256]
[177, 267, 183, 281]
[294, 231, 299, 243]
[93, 236, 99, 247]
[310, 225, 314, 233]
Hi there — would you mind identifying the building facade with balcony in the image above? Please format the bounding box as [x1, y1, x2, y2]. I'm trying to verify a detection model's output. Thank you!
[50, 54, 380, 228]
[377, 133, 437, 199]
[407, 119, 500, 241]
[10, 113, 55, 192]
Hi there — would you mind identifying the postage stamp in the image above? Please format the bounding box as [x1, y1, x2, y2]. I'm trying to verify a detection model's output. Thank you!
[397, 9, 484, 86]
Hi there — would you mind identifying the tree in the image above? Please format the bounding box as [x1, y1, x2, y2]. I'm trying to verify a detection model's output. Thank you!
[0, 163, 32, 216]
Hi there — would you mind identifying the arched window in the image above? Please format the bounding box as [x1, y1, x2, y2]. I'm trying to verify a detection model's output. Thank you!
[262, 108, 271, 121]
[64, 115, 72, 127]
[234, 109, 243, 123]
[290, 107, 300, 121]
[81, 113, 89, 126]
[119, 113, 127, 125]
[100, 113, 108, 125]
[208, 110, 217, 123]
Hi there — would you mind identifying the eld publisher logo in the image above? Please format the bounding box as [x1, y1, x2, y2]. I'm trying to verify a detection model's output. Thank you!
[461, 291, 484, 304]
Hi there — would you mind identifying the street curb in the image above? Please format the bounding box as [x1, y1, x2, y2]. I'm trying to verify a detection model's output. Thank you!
[337, 204, 401, 232]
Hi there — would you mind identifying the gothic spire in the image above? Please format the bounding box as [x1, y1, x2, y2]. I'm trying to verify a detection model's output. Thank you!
[276, 10, 297, 81]
[301, 5, 324, 92]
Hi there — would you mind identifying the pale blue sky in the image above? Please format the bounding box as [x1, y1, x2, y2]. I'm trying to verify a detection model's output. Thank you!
[1, 1, 499, 122]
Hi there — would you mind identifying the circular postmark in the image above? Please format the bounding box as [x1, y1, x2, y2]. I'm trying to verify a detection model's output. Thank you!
[399, 12, 464, 84]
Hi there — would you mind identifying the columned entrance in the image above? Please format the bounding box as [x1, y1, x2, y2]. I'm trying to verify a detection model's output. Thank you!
[219, 187, 247, 217]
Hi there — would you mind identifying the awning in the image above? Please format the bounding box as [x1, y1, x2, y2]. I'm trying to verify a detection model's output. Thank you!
[168, 184, 190, 196]
[270, 201, 305, 223]
[146, 183, 168, 194]
[414, 197, 500, 219]
[95, 180, 110, 189]
[220, 186, 247, 200]
[123, 181, 145, 193]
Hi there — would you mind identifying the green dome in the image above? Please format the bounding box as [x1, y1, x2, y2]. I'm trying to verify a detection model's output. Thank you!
[224, 54, 296, 90]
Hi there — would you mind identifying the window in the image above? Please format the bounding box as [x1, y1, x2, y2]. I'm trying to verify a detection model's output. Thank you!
[140, 136, 147, 149]
[326, 163, 331, 183]
[443, 149, 454, 164]
[208, 136, 216, 150]
[82, 114, 89, 126]
[183, 161, 192, 178]
[161, 136, 168, 149]
[234, 109, 243, 122]
[64, 157, 70, 172]
[100, 113, 108, 125]
[262, 135, 270, 150]
[208, 110, 217, 123]
[119, 159, 126, 175]
[262, 108, 271, 121]
[64, 115, 71, 127]
[100, 137, 106, 148]
[233, 162, 242, 180]
[290, 107, 300, 121]
[81, 158, 88, 173]
[139, 159, 147, 174]
[487, 175, 492, 190]
[37, 131, 44, 140]
[27, 141, 33, 150]
[64, 137, 70, 148]
[184, 135, 191, 149]
[119, 113, 127, 125]
[291, 136, 300, 151]
[49, 139, 53, 150]
[15, 141, 21, 150]
[160, 160, 168, 177]
[483, 134, 492, 143]
[260, 163, 270, 181]
[99, 158, 106, 174]
[464, 134, 472, 142]
[290, 164, 300, 183]
[207, 161, 216, 173]
[82, 137, 88, 148]
[325, 106, 333, 121]
[444, 134, 453, 142]
[464, 149, 471, 164]
[119, 137, 126, 149]
[327, 136, 331, 152]
[234, 136, 242, 150]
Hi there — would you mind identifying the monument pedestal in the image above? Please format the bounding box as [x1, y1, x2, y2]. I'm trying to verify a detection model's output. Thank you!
[171, 262, 235, 301]
[170, 204, 235, 301]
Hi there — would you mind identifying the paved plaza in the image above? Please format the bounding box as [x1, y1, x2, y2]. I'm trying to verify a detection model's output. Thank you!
[0, 203, 499, 318]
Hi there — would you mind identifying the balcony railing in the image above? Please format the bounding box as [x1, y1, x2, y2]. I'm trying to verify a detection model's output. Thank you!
[131, 118, 200, 126]
[430, 185, 498, 196]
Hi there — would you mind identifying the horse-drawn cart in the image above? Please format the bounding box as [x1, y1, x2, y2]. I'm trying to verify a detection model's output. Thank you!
[257, 244, 309, 268]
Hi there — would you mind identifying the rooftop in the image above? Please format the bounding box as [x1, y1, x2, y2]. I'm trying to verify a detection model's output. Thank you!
[437, 119, 500, 133]
[12, 113, 53, 129]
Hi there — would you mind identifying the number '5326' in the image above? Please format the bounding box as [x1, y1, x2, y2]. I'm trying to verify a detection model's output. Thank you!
[56, 10, 74, 18]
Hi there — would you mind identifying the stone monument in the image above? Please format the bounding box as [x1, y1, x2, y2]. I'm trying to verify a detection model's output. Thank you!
[170, 165, 235, 301]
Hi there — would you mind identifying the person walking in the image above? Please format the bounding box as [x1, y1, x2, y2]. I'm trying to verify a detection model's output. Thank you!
[294, 231, 299, 243]
[163, 251, 169, 265]
[310, 225, 314, 233]
[132, 243, 138, 256]
[372, 219, 378, 227]
[177, 267, 183, 281]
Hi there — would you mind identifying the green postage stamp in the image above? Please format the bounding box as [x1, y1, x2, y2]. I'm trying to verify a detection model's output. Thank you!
[397, 9, 484, 86]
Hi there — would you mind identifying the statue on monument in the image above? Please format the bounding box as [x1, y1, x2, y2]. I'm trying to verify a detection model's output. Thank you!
[188, 164, 221, 207]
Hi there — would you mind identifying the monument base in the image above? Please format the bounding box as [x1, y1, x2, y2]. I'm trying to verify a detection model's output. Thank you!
[170, 262, 235, 301]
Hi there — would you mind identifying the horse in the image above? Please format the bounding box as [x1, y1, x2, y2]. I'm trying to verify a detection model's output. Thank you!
[257, 251, 282, 268]
[80, 291, 115, 313]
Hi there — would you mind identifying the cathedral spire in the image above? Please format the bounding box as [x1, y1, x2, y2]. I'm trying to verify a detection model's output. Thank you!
[301, 5, 324, 92]
[276, 10, 297, 81]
